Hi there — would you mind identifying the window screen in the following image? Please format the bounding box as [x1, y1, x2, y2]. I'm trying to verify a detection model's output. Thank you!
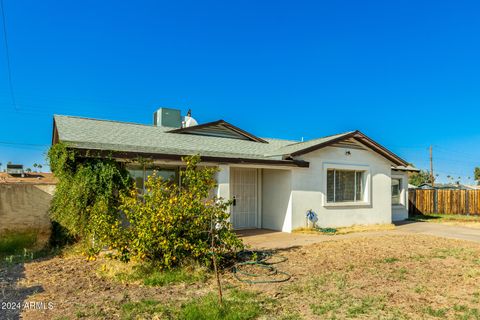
[327, 169, 365, 203]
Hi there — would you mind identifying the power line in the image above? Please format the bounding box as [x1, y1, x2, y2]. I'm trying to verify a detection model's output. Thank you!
[0, 141, 49, 149]
[435, 146, 480, 162]
[0, 140, 48, 146]
[0, 0, 17, 111]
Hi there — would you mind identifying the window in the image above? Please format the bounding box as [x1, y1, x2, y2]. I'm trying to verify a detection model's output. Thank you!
[327, 169, 365, 203]
[392, 178, 402, 205]
[128, 167, 177, 193]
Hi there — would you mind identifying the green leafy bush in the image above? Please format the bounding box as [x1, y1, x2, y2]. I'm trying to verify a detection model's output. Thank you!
[48, 143, 242, 267]
[117, 155, 243, 268]
[47, 143, 132, 248]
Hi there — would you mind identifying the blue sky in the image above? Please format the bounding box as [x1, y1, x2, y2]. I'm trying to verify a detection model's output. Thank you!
[0, 0, 479, 183]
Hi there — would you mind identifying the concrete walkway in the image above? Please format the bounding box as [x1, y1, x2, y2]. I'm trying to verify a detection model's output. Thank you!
[395, 221, 480, 244]
[238, 222, 480, 250]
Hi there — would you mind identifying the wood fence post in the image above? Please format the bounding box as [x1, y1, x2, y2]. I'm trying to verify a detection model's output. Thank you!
[466, 190, 470, 216]
[433, 189, 438, 214]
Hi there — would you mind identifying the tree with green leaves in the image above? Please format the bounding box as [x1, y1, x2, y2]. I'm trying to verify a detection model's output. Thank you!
[409, 170, 431, 186]
[117, 154, 243, 268]
[475, 167, 480, 185]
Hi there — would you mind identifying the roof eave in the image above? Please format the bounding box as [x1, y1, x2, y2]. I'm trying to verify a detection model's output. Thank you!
[72, 148, 309, 168]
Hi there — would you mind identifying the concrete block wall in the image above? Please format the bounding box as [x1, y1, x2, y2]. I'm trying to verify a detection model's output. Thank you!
[0, 184, 55, 245]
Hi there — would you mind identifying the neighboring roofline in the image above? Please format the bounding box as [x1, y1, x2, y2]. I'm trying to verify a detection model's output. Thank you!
[392, 165, 420, 172]
[287, 130, 409, 167]
[73, 148, 310, 168]
[168, 120, 268, 143]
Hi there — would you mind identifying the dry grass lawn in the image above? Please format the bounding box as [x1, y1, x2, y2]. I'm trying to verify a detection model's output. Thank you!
[2, 234, 480, 319]
[293, 223, 396, 235]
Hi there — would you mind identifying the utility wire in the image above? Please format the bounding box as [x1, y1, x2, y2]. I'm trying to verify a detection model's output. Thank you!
[0, 0, 17, 111]
[0, 141, 49, 150]
[0, 140, 48, 147]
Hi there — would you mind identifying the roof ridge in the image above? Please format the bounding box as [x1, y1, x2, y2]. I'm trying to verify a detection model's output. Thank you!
[283, 130, 356, 147]
[54, 114, 175, 129]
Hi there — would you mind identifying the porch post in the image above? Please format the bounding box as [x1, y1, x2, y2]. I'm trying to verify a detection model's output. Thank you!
[216, 165, 231, 216]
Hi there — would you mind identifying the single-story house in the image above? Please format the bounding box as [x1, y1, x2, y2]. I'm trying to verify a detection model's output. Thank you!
[51, 108, 418, 232]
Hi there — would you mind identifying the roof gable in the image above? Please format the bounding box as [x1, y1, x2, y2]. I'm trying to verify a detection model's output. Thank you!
[276, 130, 409, 167]
[167, 120, 268, 143]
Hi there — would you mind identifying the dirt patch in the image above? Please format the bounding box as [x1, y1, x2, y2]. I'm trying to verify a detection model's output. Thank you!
[2, 234, 480, 319]
[1, 255, 213, 319]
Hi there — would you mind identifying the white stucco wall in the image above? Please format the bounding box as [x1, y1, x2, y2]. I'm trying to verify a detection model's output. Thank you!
[261, 169, 292, 232]
[290, 146, 393, 229]
[391, 171, 409, 221]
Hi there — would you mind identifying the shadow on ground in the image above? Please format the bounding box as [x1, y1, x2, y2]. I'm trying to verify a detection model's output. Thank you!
[0, 262, 44, 320]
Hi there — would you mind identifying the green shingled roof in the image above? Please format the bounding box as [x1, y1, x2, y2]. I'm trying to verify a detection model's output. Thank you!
[53, 115, 355, 161]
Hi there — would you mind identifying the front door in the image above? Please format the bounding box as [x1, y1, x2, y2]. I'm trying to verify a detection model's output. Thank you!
[230, 168, 258, 229]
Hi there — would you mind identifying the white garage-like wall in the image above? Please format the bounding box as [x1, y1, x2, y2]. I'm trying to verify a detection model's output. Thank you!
[290, 146, 393, 229]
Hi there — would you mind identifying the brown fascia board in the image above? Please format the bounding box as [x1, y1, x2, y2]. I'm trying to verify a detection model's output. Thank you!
[287, 130, 408, 167]
[73, 148, 309, 168]
[51, 118, 59, 145]
[288, 131, 359, 157]
[352, 132, 409, 167]
[167, 120, 268, 143]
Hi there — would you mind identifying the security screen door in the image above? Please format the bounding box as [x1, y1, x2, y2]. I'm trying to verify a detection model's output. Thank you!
[230, 168, 258, 229]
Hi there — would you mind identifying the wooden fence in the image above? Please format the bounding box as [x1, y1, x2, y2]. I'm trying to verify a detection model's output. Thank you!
[408, 189, 480, 216]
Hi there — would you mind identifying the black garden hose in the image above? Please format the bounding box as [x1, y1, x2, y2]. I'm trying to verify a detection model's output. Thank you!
[233, 250, 291, 284]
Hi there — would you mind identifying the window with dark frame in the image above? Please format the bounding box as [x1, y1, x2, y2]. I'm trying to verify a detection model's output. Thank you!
[392, 178, 402, 205]
[127, 167, 178, 194]
[327, 169, 365, 203]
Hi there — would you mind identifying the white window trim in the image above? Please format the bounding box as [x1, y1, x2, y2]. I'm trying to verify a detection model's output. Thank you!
[391, 174, 407, 207]
[322, 163, 372, 207]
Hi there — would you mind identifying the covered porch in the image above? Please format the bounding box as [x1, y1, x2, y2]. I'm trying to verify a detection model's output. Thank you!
[216, 165, 294, 232]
